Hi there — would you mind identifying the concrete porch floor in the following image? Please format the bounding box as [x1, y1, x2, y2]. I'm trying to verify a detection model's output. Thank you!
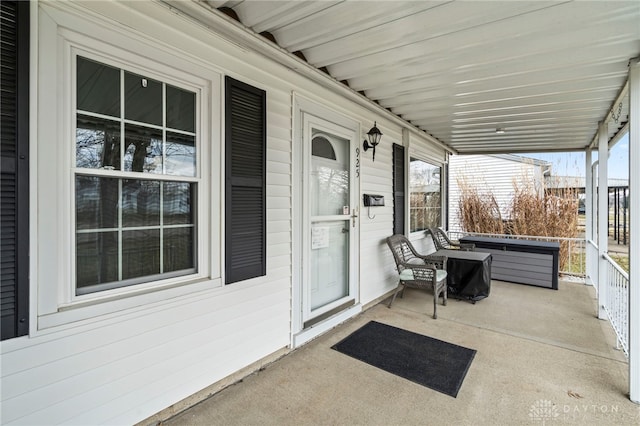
[161, 280, 639, 425]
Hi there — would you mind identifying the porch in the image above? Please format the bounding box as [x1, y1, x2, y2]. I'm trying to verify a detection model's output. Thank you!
[158, 279, 637, 425]
[2, 2, 639, 424]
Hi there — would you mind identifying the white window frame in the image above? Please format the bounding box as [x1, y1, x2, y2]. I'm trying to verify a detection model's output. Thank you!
[408, 155, 444, 236]
[70, 49, 205, 300]
[35, 10, 222, 330]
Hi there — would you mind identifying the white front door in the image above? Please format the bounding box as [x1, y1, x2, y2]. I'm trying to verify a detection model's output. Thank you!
[301, 113, 358, 328]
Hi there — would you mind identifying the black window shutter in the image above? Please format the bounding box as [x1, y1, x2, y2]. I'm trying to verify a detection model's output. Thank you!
[392, 143, 405, 235]
[1, 1, 29, 340]
[225, 77, 266, 284]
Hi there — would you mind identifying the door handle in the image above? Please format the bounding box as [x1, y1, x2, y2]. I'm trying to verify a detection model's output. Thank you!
[351, 208, 358, 227]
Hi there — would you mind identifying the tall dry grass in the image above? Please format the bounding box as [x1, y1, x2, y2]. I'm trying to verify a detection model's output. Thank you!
[510, 181, 578, 270]
[458, 179, 504, 234]
[458, 175, 579, 271]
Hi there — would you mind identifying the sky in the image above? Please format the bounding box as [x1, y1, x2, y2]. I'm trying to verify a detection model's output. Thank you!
[522, 132, 629, 180]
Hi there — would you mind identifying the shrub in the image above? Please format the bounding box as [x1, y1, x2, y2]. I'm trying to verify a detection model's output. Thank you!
[458, 176, 579, 271]
[458, 178, 504, 234]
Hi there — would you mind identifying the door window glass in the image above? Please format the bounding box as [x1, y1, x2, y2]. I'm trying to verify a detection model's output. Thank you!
[310, 132, 349, 216]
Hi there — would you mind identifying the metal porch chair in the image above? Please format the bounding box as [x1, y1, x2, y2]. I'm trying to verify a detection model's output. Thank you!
[386, 234, 447, 319]
[427, 227, 475, 251]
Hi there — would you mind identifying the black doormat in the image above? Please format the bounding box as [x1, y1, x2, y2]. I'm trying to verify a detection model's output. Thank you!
[332, 321, 476, 397]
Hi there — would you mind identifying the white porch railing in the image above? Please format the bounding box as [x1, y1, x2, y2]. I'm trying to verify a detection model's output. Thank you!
[586, 240, 599, 288]
[603, 253, 629, 357]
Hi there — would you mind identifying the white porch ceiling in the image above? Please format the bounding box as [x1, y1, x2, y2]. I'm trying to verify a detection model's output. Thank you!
[204, 0, 639, 154]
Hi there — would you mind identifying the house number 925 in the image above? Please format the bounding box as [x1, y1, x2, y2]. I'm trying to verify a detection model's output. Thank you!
[355, 147, 360, 178]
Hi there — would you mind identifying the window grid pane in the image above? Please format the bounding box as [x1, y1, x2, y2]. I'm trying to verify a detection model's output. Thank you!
[124, 71, 162, 126]
[77, 56, 120, 117]
[76, 115, 121, 170]
[76, 231, 119, 289]
[166, 85, 196, 132]
[121, 229, 161, 280]
[124, 124, 163, 174]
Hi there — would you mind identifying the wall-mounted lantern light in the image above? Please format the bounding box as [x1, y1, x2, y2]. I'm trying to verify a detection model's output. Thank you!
[363, 121, 382, 161]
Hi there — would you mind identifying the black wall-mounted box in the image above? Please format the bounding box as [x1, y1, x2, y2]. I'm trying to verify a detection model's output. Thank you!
[363, 194, 385, 207]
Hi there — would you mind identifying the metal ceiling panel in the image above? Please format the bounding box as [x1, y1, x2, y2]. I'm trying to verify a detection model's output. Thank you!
[209, 0, 640, 153]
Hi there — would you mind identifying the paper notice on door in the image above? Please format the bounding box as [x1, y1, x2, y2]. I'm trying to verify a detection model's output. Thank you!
[311, 226, 329, 249]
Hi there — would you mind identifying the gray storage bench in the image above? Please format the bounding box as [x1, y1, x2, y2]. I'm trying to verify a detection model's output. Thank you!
[459, 236, 559, 289]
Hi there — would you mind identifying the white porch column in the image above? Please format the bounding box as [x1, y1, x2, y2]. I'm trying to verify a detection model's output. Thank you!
[597, 122, 608, 320]
[628, 57, 640, 404]
[585, 150, 593, 241]
[592, 161, 599, 240]
[584, 150, 593, 284]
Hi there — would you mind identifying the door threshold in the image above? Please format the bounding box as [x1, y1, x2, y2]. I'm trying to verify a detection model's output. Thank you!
[293, 304, 361, 348]
[304, 299, 355, 329]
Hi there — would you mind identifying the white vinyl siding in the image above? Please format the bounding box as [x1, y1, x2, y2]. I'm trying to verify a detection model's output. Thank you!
[358, 128, 446, 305]
[265, 89, 293, 280]
[359, 127, 397, 304]
[448, 154, 547, 234]
[1, 283, 291, 424]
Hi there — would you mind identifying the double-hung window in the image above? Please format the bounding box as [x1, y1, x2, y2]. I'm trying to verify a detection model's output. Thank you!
[74, 55, 199, 295]
[409, 157, 442, 232]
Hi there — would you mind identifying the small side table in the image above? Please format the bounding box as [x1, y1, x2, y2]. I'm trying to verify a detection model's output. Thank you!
[432, 249, 492, 302]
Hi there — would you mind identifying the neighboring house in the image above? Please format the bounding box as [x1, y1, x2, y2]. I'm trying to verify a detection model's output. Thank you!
[0, 2, 447, 424]
[545, 175, 629, 194]
[448, 154, 551, 233]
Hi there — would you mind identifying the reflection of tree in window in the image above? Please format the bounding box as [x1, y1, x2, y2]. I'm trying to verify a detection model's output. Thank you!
[316, 168, 348, 204]
[76, 115, 121, 169]
[312, 136, 349, 215]
[166, 132, 196, 176]
[124, 124, 163, 173]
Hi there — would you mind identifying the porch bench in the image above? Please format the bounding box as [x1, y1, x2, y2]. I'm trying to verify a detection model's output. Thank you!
[459, 236, 559, 290]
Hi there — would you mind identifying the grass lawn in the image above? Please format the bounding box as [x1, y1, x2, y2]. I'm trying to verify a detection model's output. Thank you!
[610, 254, 629, 273]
